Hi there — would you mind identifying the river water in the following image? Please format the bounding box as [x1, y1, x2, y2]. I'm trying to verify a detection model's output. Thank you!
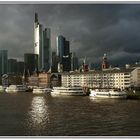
[0, 92, 140, 136]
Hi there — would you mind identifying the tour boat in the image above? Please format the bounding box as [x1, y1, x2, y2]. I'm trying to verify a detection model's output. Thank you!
[89, 88, 127, 99]
[51, 86, 86, 96]
[33, 87, 52, 94]
[5, 85, 28, 93]
[0, 85, 6, 93]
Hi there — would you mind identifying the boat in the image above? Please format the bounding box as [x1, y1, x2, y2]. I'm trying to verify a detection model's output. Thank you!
[89, 88, 127, 99]
[5, 85, 28, 93]
[0, 85, 6, 93]
[33, 87, 52, 94]
[51, 86, 86, 96]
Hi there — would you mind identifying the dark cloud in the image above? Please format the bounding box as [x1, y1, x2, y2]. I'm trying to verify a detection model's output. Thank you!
[0, 4, 140, 66]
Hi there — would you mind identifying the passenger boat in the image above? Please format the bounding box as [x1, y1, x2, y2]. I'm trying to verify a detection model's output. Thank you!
[5, 85, 28, 93]
[51, 86, 86, 96]
[89, 88, 127, 99]
[0, 85, 6, 93]
[33, 87, 52, 94]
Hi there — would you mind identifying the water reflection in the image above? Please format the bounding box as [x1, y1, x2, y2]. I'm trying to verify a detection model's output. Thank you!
[27, 95, 50, 132]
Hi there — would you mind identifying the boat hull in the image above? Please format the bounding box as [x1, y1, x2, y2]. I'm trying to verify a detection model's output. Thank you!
[90, 90, 127, 99]
[51, 91, 86, 96]
[51, 87, 86, 96]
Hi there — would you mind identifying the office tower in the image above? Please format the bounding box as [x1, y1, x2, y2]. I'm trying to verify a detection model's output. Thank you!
[24, 53, 38, 75]
[101, 53, 109, 70]
[56, 35, 71, 72]
[8, 59, 17, 74]
[0, 50, 8, 75]
[71, 52, 79, 71]
[17, 61, 25, 74]
[34, 13, 43, 71]
[34, 13, 51, 71]
[42, 28, 51, 71]
[56, 35, 65, 59]
[51, 51, 58, 72]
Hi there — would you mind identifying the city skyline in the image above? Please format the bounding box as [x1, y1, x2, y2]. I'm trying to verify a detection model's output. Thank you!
[0, 4, 140, 66]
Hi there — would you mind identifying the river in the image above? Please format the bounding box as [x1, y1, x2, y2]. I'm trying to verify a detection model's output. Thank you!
[0, 92, 140, 136]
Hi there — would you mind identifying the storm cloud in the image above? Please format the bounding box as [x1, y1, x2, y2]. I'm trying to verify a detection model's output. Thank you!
[0, 3, 140, 66]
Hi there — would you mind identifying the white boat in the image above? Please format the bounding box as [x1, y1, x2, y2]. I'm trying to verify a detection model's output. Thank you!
[5, 85, 28, 93]
[90, 88, 127, 99]
[33, 87, 52, 94]
[0, 85, 6, 93]
[51, 86, 86, 96]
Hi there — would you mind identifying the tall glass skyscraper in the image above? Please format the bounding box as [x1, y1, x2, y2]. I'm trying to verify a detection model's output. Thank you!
[56, 35, 65, 59]
[34, 13, 43, 71]
[42, 28, 51, 71]
[0, 50, 8, 75]
[34, 13, 51, 72]
[56, 35, 71, 72]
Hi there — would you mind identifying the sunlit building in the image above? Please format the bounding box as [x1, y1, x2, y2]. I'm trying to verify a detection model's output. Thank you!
[62, 69, 133, 89]
[34, 13, 51, 71]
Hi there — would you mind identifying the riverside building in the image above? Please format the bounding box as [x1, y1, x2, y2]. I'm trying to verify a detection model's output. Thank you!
[61, 68, 136, 89]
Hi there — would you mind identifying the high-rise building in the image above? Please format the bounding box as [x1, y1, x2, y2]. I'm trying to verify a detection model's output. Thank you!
[34, 13, 51, 72]
[34, 13, 43, 70]
[8, 59, 17, 74]
[42, 28, 51, 71]
[71, 52, 79, 71]
[56, 35, 65, 59]
[24, 53, 38, 75]
[56, 35, 71, 72]
[0, 50, 8, 75]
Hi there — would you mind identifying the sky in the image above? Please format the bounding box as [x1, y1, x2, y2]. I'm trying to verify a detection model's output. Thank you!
[0, 3, 140, 67]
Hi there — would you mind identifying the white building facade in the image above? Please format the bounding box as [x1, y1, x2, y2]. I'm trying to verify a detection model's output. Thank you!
[62, 69, 133, 89]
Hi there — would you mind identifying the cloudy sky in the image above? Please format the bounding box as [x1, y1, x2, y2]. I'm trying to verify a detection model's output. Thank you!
[0, 3, 140, 67]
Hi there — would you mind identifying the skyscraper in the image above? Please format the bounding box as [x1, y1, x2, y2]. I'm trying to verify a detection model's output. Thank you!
[42, 28, 51, 71]
[0, 50, 8, 75]
[56, 35, 71, 72]
[34, 13, 51, 72]
[71, 52, 79, 71]
[56, 35, 65, 59]
[34, 13, 43, 71]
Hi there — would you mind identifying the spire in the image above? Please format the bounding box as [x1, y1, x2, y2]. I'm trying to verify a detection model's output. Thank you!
[35, 13, 38, 22]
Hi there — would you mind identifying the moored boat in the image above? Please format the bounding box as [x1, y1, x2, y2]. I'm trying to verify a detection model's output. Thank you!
[51, 86, 86, 96]
[33, 87, 52, 94]
[0, 85, 6, 93]
[5, 85, 28, 93]
[89, 88, 127, 99]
